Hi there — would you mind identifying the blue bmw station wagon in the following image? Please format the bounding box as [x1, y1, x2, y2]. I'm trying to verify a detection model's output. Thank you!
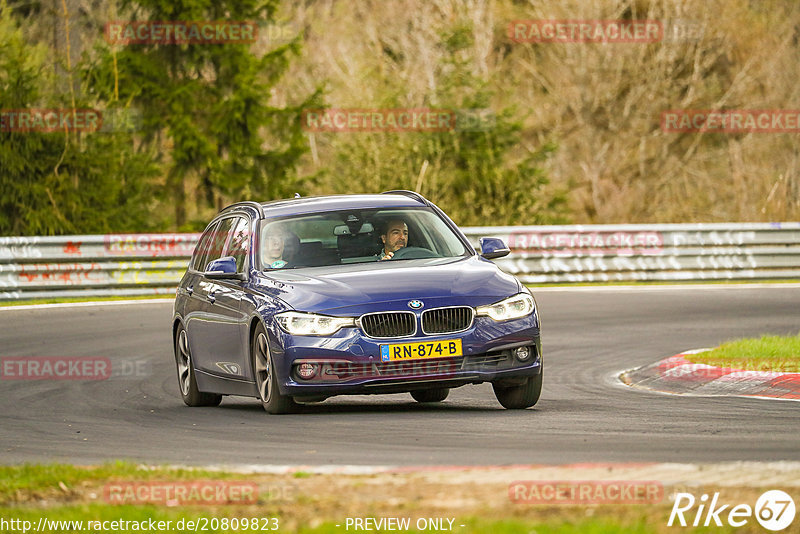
[172, 191, 542, 413]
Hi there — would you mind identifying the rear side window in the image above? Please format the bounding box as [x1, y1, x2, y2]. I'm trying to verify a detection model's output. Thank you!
[226, 217, 250, 272]
[191, 221, 219, 271]
[196, 217, 236, 271]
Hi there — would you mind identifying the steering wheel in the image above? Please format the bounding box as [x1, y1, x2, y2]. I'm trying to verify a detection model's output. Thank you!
[389, 246, 439, 260]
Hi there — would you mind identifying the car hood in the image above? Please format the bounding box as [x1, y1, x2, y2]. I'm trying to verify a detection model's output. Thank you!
[253, 256, 521, 314]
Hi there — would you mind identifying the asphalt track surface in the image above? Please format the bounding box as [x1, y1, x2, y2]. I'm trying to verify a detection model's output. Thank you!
[1, 286, 798, 467]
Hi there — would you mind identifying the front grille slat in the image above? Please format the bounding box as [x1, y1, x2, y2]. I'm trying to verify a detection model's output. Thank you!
[359, 306, 473, 338]
[360, 311, 415, 338]
[421, 306, 474, 335]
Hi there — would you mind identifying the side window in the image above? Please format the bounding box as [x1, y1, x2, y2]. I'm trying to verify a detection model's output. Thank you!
[191, 222, 219, 271]
[200, 217, 236, 271]
[225, 217, 250, 272]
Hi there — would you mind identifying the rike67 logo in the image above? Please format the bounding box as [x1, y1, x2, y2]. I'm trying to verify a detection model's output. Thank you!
[669, 490, 795, 531]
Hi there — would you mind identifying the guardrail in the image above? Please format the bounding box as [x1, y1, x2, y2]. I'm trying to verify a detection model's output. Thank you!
[0, 234, 199, 301]
[464, 223, 800, 284]
[1, 223, 799, 300]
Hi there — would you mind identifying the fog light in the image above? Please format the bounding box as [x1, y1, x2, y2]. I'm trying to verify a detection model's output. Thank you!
[514, 346, 532, 362]
[296, 363, 318, 380]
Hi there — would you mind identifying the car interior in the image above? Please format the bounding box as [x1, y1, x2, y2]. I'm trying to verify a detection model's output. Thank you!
[259, 207, 471, 270]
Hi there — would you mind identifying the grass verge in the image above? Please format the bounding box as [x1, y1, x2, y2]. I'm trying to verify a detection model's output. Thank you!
[685, 334, 800, 372]
[0, 462, 248, 502]
[0, 463, 769, 533]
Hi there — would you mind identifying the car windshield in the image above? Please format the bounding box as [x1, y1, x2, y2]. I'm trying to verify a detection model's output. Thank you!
[258, 207, 470, 270]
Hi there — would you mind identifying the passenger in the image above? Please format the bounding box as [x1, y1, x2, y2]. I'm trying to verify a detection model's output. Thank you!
[377, 219, 408, 261]
[263, 229, 297, 269]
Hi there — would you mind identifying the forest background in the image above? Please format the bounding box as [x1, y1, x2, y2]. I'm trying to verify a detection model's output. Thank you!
[1, 0, 798, 235]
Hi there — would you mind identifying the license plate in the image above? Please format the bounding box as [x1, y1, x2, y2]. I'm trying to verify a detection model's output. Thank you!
[380, 339, 462, 362]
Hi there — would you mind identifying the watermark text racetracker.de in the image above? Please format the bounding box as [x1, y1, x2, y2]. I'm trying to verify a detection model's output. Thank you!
[0, 516, 279, 533]
[509, 480, 663, 504]
[105, 21, 258, 45]
[0, 108, 142, 133]
[0, 109, 101, 133]
[103, 480, 294, 505]
[508, 20, 662, 43]
[507, 230, 663, 256]
[662, 109, 800, 133]
[0, 357, 151, 380]
[104, 481, 261, 505]
[301, 108, 496, 133]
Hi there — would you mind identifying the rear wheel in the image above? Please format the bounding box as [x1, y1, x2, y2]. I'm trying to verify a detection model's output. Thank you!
[174, 325, 222, 407]
[410, 388, 450, 403]
[492, 370, 542, 410]
[252, 323, 297, 414]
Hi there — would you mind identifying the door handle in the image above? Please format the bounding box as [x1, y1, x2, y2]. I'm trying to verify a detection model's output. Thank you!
[207, 291, 216, 304]
[186, 285, 193, 295]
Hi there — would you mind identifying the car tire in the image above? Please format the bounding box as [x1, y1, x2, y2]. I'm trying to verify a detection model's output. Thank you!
[492, 370, 542, 410]
[252, 323, 297, 415]
[410, 388, 450, 403]
[174, 325, 222, 407]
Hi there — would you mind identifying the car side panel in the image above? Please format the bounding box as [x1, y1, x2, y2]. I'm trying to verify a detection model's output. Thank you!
[192, 279, 248, 379]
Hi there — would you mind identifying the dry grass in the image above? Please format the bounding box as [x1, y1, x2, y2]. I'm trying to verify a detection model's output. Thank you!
[26, 0, 800, 225]
[5, 462, 799, 532]
[278, 0, 800, 223]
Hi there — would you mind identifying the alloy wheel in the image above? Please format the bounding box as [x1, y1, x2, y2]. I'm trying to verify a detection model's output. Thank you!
[177, 329, 191, 396]
[254, 332, 272, 403]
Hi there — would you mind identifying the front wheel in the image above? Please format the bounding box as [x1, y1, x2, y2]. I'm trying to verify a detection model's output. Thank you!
[174, 325, 222, 407]
[410, 388, 449, 403]
[492, 371, 542, 410]
[252, 323, 297, 414]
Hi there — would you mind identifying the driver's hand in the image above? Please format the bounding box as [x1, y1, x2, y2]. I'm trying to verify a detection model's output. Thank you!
[380, 251, 394, 261]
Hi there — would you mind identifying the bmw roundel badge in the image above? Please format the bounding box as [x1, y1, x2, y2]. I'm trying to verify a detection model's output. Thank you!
[408, 300, 424, 310]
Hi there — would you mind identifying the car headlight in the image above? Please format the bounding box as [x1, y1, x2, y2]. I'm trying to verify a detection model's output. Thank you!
[476, 293, 536, 322]
[275, 311, 355, 336]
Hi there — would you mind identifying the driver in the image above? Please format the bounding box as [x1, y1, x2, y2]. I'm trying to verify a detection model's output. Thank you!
[377, 219, 408, 261]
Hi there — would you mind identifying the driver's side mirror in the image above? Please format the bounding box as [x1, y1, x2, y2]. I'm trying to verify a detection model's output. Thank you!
[205, 256, 245, 280]
[479, 237, 510, 260]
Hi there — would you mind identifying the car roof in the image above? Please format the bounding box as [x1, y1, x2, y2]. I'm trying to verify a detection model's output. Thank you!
[221, 192, 430, 220]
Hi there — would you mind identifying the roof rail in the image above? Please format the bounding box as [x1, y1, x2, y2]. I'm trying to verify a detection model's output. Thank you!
[219, 201, 264, 218]
[381, 190, 428, 204]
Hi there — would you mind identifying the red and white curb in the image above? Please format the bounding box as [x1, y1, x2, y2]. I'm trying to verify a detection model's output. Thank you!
[621, 349, 800, 401]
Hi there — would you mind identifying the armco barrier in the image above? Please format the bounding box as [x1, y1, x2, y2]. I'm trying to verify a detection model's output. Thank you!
[464, 222, 800, 283]
[0, 234, 199, 301]
[1, 223, 799, 300]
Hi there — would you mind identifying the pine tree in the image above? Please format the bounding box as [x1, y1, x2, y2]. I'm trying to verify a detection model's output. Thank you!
[88, 0, 321, 230]
[0, 2, 156, 235]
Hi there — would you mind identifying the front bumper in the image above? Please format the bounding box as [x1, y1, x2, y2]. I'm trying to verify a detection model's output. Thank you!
[269, 314, 541, 397]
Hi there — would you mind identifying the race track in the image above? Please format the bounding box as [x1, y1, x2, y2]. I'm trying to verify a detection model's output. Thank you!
[1, 286, 798, 467]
